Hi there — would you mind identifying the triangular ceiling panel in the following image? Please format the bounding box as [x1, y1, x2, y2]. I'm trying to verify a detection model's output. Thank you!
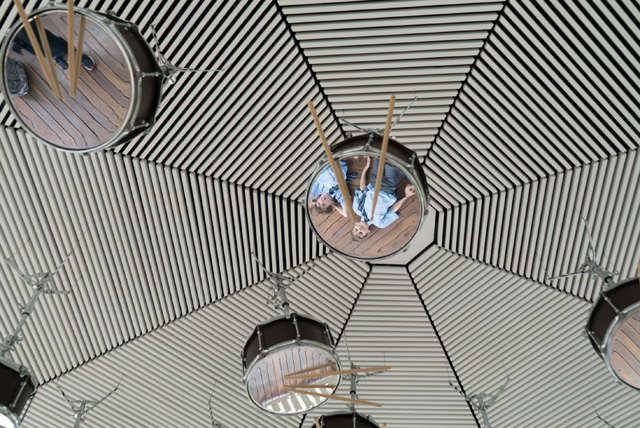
[437, 149, 640, 301]
[426, 0, 640, 209]
[410, 246, 640, 428]
[21, 253, 367, 428]
[280, 0, 505, 158]
[0, 126, 325, 382]
[303, 265, 477, 428]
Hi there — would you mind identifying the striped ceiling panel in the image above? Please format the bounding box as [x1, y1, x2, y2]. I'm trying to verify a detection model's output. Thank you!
[410, 246, 640, 428]
[437, 149, 640, 302]
[303, 265, 477, 428]
[0, 126, 324, 382]
[0, 0, 341, 198]
[280, 0, 505, 158]
[22, 253, 368, 428]
[426, 0, 640, 209]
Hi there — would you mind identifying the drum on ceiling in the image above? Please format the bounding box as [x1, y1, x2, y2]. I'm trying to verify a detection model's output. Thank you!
[0, 6, 163, 153]
[305, 132, 429, 261]
[241, 313, 340, 415]
[585, 276, 640, 390]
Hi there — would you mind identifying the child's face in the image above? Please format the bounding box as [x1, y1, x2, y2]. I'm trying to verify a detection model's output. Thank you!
[352, 221, 370, 239]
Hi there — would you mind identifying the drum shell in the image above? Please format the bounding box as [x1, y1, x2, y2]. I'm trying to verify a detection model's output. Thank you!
[586, 276, 640, 352]
[0, 358, 38, 418]
[313, 411, 381, 428]
[241, 313, 335, 375]
[0, 6, 164, 153]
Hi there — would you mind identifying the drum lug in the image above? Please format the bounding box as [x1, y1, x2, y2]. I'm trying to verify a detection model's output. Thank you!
[131, 120, 149, 131]
[257, 329, 263, 352]
[602, 295, 621, 314]
[292, 315, 301, 342]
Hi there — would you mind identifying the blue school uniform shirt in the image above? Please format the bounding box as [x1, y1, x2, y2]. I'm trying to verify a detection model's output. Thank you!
[310, 161, 348, 206]
[352, 183, 399, 228]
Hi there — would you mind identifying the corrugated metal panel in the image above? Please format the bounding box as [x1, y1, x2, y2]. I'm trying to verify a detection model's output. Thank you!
[21, 253, 368, 428]
[304, 265, 477, 428]
[0, 126, 325, 382]
[410, 246, 640, 428]
[280, 0, 505, 158]
[426, 0, 640, 209]
[438, 149, 640, 302]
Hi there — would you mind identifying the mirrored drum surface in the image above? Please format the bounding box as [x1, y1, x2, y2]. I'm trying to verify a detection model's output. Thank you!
[609, 311, 640, 389]
[306, 134, 428, 260]
[245, 345, 340, 415]
[2, 9, 132, 151]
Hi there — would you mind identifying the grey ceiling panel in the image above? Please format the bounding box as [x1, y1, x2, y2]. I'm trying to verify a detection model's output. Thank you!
[410, 246, 640, 428]
[438, 149, 640, 301]
[280, 0, 505, 158]
[21, 253, 368, 428]
[304, 265, 477, 428]
[0, 126, 324, 382]
[426, 0, 640, 209]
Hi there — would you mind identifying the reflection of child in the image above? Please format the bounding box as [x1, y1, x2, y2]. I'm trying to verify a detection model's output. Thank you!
[309, 160, 355, 217]
[351, 157, 416, 240]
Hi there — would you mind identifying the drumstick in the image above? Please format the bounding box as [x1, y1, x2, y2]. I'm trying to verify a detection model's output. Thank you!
[380, 424, 386, 428]
[371, 95, 396, 216]
[68, 0, 75, 89]
[12, 0, 60, 98]
[34, 16, 61, 99]
[286, 362, 337, 377]
[285, 365, 392, 380]
[314, 417, 322, 428]
[70, 15, 86, 96]
[283, 387, 382, 407]
[308, 101, 358, 223]
[284, 384, 338, 388]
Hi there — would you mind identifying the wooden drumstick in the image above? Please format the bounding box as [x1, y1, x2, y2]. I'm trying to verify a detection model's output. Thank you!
[12, 0, 61, 98]
[371, 95, 396, 216]
[308, 101, 358, 223]
[68, 0, 75, 89]
[70, 15, 86, 96]
[314, 417, 321, 428]
[380, 424, 386, 428]
[285, 365, 392, 380]
[34, 16, 61, 99]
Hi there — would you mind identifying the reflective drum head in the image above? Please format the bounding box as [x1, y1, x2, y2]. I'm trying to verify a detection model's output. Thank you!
[305, 133, 429, 260]
[0, 7, 156, 152]
[242, 314, 341, 415]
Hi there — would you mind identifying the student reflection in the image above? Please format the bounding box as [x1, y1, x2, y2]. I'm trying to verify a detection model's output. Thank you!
[351, 157, 416, 240]
[309, 160, 356, 217]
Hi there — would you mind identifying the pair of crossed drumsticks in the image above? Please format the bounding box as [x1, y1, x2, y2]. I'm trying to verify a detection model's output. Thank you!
[308, 95, 397, 222]
[12, 0, 86, 98]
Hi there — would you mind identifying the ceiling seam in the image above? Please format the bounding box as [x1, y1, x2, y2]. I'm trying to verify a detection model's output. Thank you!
[297, 261, 372, 428]
[36, 253, 332, 386]
[423, 0, 509, 165]
[405, 264, 481, 428]
[433, 245, 593, 304]
[273, 0, 346, 140]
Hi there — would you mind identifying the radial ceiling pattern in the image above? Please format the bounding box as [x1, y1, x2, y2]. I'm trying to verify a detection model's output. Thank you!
[0, 1, 638, 428]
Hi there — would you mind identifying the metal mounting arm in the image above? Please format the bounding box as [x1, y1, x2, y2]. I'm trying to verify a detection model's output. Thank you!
[56, 376, 123, 428]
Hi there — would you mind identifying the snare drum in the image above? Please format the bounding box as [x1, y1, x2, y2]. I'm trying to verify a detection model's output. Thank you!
[0, 357, 38, 426]
[305, 132, 429, 260]
[585, 276, 640, 389]
[241, 313, 341, 415]
[0, 6, 163, 153]
[312, 411, 382, 428]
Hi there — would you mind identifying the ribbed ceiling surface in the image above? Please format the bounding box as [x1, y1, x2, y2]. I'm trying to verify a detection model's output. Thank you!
[0, 1, 638, 428]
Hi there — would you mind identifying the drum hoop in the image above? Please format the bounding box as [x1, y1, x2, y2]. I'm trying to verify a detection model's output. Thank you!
[304, 134, 429, 261]
[602, 298, 640, 390]
[0, 6, 141, 153]
[242, 338, 341, 415]
[320, 411, 381, 427]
